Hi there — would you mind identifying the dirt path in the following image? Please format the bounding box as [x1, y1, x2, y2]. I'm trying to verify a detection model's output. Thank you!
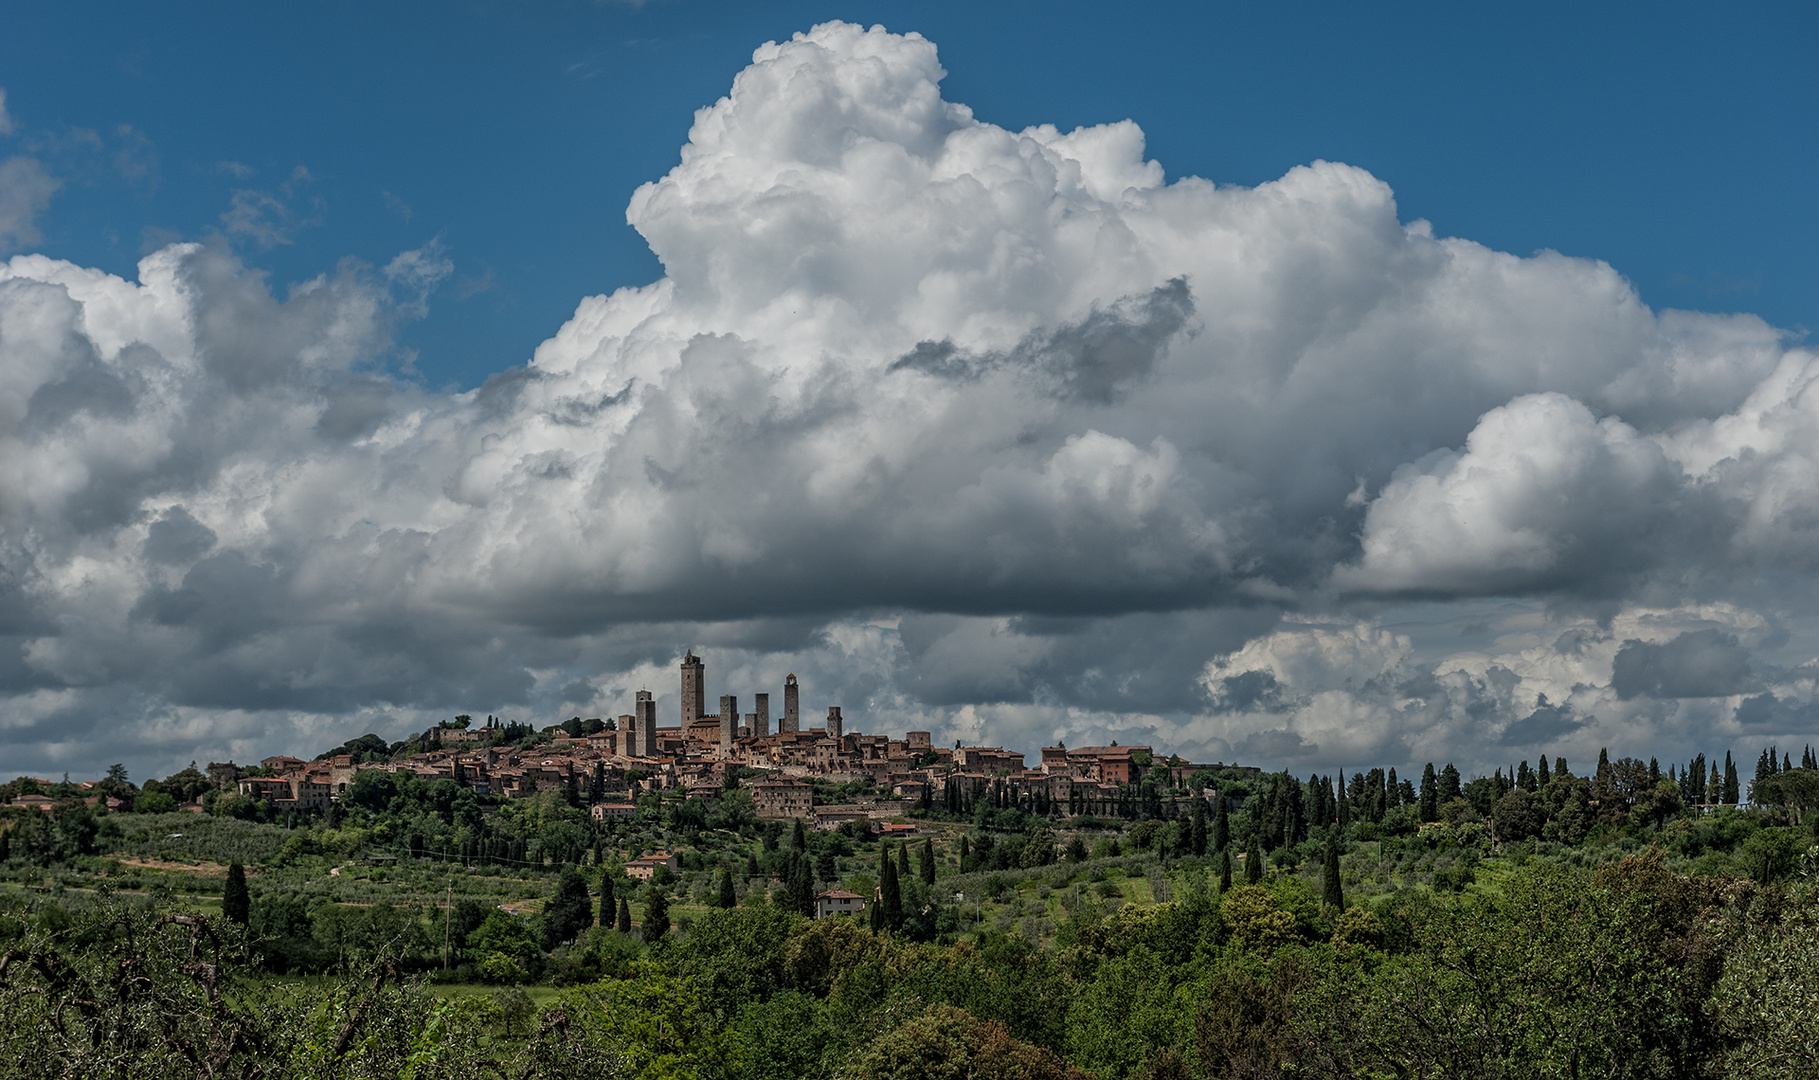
[117, 856, 228, 876]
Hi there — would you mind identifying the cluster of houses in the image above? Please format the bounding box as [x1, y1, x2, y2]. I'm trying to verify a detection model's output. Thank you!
[18, 654, 1223, 834]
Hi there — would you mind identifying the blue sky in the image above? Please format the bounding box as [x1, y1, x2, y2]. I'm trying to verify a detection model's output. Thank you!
[5, 5, 1819, 781]
[4, 1, 1812, 390]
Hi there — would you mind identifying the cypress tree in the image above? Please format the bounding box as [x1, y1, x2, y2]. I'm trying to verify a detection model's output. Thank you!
[1190, 801, 1208, 857]
[716, 869, 736, 909]
[599, 870, 616, 926]
[1555, 756, 1570, 780]
[616, 897, 631, 933]
[959, 835, 971, 873]
[919, 838, 936, 884]
[1322, 835, 1343, 910]
[1212, 795, 1230, 852]
[544, 866, 594, 947]
[1244, 833, 1264, 885]
[643, 889, 669, 940]
[1537, 756, 1551, 786]
[1438, 763, 1462, 804]
[792, 818, 808, 851]
[1419, 763, 1439, 822]
[896, 844, 911, 884]
[1724, 753, 1741, 804]
[788, 853, 816, 916]
[223, 862, 250, 926]
[879, 846, 903, 932]
[1219, 848, 1233, 892]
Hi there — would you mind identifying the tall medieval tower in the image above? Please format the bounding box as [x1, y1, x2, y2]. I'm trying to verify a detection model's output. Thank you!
[680, 651, 705, 727]
[752, 693, 770, 737]
[635, 689, 656, 758]
[719, 694, 737, 756]
[782, 674, 800, 733]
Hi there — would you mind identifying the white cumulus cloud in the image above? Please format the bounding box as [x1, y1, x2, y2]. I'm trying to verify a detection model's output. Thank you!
[2, 21, 1816, 779]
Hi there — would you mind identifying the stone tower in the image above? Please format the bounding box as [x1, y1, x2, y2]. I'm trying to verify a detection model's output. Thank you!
[782, 674, 800, 733]
[719, 694, 737, 756]
[680, 651, 705, 727]
[753, 692, 770, 737]
[826, 706, 843, 740]
[635, 690, 656, 757]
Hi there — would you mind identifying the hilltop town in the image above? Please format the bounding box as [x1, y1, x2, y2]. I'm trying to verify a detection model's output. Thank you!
[212, 650, 1228, 825]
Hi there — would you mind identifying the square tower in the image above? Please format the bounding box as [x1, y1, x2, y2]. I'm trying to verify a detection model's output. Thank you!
[782, 674, 800, 734]
[680, 651, 706, 727]
[719, 694, 737, 756]
[753, 693, 770, 737]
[635, 689, 656, 758]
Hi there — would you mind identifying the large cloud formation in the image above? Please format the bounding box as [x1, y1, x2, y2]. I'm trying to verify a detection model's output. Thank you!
[3, 22, 1816, 778]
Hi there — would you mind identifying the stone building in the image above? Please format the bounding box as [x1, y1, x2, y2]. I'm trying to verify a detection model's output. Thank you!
[635, 690, 656, 757]
[782, 674, 800, 733]
[751, 777, 815, 819]
[680, 651, 705, 727]
[625, 851, 680, 880]
[815, 889, 867, 918]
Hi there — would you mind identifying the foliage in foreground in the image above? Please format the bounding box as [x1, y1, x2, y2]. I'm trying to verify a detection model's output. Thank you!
[4, 849, 1819, 1080]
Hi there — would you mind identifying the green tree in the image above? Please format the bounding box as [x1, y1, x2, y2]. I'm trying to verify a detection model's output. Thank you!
[222, 862, 250, 926]
[717, 868, 737, 909]
[1419, 762, 1440, 822]
[853, 1003, 1086, 1080]
[557, 962, 738, 1080]
[599, 870, 617, 927]
[134, 790, 177, 814]
[643, 888, 670, 940]
[919, 838, 936, 884]
[1244, 833, 1264, 885]
[1492, 787, 1545, 842]
[543, 865, 594, 947]
[1212, 795, 1230, 852]
[785, 852, 817, 917]
[1219, 849, 1233, 892]
[879, 845, 904, 933]
[1322, 836, 1343, 910]
[1438, 762, 1463, 804]
[617, 896, 632, 933]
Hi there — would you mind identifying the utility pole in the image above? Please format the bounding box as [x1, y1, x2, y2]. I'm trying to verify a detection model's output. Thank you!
[442, 870, 454, 971]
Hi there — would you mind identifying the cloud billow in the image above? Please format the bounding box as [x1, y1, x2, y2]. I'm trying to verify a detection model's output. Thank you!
[3, 22, 1818, 777]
